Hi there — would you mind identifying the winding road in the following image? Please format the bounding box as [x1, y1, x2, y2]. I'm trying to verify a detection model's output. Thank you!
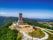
[19, 28, 49, 40]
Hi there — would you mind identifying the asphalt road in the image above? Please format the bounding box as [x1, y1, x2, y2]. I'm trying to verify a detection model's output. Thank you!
[19, 28, 48, 40]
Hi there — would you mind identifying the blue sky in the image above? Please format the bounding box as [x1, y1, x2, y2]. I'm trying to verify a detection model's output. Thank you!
[0, 0, 53, 19]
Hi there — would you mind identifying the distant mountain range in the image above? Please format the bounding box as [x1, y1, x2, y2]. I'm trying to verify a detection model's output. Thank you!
[0, 16, 53, 26]
[0, 16, 18, 26]
[32, 18, 53, 22]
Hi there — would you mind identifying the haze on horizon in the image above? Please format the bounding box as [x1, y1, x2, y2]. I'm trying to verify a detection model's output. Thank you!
[0, 0, 53, 19]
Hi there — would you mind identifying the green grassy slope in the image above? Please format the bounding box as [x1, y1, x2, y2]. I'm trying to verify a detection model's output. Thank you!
[28, 28, 45, 38]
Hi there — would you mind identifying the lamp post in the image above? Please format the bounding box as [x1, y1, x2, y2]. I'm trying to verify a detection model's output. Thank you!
[32, 25, 35, 40]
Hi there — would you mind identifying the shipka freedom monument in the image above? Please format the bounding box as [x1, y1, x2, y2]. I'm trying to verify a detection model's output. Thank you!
[9, 13, 48, 40]
[18, 13, 23, 25]
[9, 13, 33, 32]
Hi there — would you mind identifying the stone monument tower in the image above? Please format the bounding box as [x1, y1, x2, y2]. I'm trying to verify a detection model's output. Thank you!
[18, 13, 23, 25]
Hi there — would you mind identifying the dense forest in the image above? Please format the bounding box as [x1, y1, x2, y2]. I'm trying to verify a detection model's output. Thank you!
[0, 16, 18, 26]
[0, 21, 21, 40]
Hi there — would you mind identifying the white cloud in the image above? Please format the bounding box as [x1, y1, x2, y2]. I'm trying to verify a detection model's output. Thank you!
[0, 12, 7, 16]
[0, 9, 53, 19]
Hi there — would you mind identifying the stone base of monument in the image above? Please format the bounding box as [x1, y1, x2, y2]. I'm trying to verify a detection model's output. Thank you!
[9, 22, 33, 33]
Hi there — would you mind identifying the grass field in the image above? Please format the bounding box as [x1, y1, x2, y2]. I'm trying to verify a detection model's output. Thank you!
[46, 32, 53, 40]
[17, 32, 22, 40]
[28, 28, 45, 38]
[39, 22, 53, 25]
[49, 31, 53, 33]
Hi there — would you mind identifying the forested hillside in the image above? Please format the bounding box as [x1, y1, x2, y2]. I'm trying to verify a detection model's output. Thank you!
[0, 16, 18, 26]
[0, 21, 19, 40]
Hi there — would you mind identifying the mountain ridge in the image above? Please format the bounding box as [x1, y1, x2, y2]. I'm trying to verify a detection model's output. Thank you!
[0, 16, 53, 26]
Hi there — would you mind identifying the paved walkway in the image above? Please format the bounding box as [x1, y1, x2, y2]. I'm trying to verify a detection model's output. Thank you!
[20, 29, 48, 40]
